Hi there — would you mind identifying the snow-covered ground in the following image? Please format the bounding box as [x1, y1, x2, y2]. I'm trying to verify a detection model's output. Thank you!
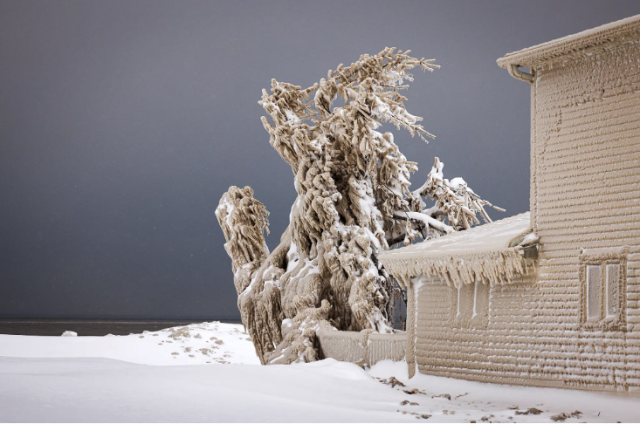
[0, 322, 259, 366]
[1, 322, 639, 422]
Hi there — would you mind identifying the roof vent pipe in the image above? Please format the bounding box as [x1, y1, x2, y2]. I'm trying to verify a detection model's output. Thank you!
[508, 64, 535, 83]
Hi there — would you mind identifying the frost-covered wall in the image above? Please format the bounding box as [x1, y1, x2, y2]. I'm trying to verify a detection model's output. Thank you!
[529, 39, 639, 392]
[408, 23, 640, 393]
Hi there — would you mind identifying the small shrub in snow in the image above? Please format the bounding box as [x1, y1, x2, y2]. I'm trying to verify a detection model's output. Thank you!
[432, 393, 451, 401]
[378, 376, 405, 388]
[515, 407, 543, 415]
[551, 410, 582, 421]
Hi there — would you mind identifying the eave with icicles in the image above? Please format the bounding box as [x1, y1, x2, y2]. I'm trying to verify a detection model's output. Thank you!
[378, 212, 538, 288]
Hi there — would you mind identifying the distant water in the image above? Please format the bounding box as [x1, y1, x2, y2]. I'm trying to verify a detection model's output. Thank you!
[0, 319, 243, 336]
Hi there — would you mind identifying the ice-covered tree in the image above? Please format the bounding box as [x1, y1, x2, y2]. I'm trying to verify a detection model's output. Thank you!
[216, 48, 501, 364]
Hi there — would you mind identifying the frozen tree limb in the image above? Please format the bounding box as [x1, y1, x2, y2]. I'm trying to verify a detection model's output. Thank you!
[216, 48, 500, 364]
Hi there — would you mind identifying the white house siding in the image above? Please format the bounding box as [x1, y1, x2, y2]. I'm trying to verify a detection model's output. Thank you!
[411, 275, 544, 386]
[532, 40, 640, 392]
[411, 40, 640, 393]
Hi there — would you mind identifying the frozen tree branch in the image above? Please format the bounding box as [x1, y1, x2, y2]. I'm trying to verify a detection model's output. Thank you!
[216, 48, 500, 365]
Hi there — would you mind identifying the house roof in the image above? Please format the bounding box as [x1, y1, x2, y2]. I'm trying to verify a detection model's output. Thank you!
[497, 14, 640, 69]
[378, 212, 536, 287]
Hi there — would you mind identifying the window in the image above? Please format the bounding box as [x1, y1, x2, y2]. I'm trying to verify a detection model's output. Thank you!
[606, 264, 620, 317]
[456, 282, 473, 320]
[586, 265, 601, 321]
[453, 280, 489, 329]
[579, 248, 627, 330]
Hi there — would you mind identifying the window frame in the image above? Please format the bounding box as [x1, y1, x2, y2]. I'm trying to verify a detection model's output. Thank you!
[578, 247, 627, 331]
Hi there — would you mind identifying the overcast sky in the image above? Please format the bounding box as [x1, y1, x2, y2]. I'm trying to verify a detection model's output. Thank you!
[1, 0, 639, 320]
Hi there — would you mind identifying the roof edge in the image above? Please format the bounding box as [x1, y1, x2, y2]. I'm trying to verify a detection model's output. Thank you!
[497, 14, 640, 69]
[381, 249, 536, 288]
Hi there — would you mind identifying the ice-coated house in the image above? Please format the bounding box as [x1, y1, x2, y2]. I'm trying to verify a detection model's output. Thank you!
[379, 15, 640, 393]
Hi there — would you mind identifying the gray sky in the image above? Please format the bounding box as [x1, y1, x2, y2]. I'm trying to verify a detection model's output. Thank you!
[1, 0, 639, 319]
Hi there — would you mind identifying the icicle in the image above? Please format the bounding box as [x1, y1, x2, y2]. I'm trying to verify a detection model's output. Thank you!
[382, 249, 536, 288]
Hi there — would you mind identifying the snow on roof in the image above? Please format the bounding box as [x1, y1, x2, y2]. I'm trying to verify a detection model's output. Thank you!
[379, 212, 536, 287]
[497, 14, 640, 69]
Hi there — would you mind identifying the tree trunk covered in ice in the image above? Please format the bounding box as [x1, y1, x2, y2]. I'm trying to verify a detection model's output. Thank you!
[216, 48, 501, 364]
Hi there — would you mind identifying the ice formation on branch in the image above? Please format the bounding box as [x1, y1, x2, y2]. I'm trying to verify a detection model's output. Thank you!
[216, 48, 501, 364]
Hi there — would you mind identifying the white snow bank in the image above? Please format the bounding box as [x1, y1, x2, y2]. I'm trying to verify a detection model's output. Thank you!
[0, 358, 413, 422]
[0, 357, 638, 422]
[369, 360, 640, 423]
[0, 321, 260, 366]
[1, 325, 639, 422]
